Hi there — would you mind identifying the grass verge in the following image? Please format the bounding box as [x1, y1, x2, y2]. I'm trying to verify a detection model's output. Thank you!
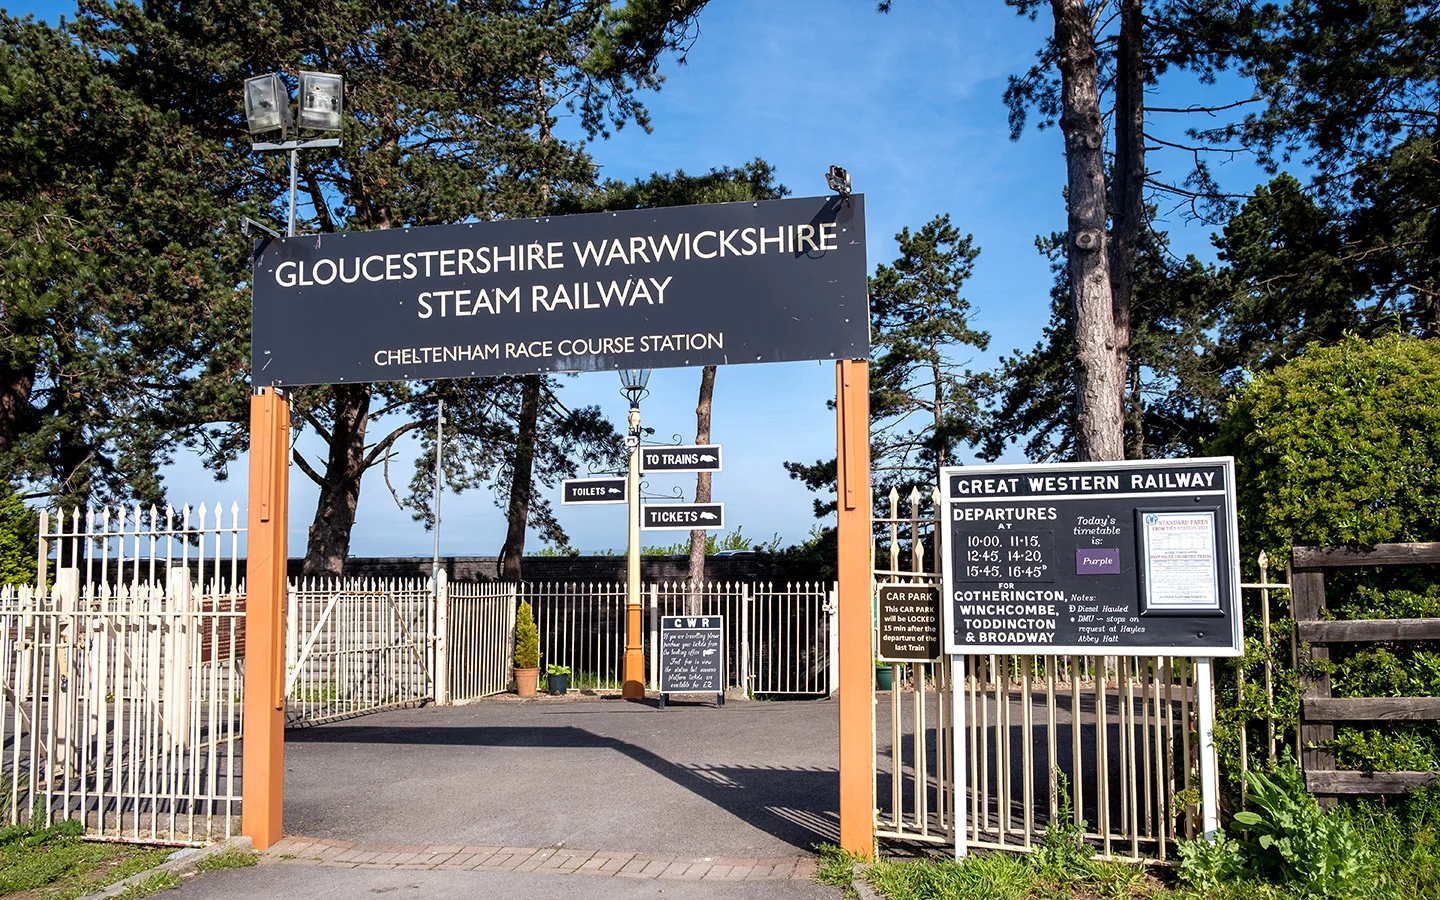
[193, 846, 258, 873]
[831, 783, 1440, 900]
[0, 818, 173, 899]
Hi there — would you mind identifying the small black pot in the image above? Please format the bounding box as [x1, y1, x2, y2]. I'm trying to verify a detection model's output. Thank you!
[547, 674, 569, 696]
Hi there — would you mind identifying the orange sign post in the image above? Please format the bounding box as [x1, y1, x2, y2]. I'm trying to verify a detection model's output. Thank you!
[835, 359, 875, 857]
[241, 387, 291, 850]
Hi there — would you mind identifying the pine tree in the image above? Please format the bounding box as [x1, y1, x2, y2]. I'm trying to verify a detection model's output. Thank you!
[64, 0, 709, 573]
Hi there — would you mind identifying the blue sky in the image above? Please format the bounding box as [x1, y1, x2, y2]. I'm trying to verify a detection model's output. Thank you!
[15, 0, 1269, 558]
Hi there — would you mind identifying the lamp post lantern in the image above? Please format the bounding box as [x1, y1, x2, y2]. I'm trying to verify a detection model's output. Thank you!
[618, 369, 651, 699]
[243, 70, 344, 237]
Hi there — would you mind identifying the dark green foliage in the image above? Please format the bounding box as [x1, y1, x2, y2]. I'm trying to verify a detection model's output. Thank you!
[1177, 829, 1247, 892]
[0, 14, 249, 509]
[1332, 727, 1439, 773]
[1212, 621, 1302, 795]
[4, 1, 710, 569]
[1212, 333, 1440, 563]
[867, 215, 990, 482]
[1209, 1, 1439, 186]
[1211, 334, 1440, 781]
[0, 491, 36, 586]
[0, 816, 170, 897]
[0, 816, 83, 848]
[1180, 762, 1376, 898]
[1337, 786, 1440, 899]
[1227, 764, 1370, 896]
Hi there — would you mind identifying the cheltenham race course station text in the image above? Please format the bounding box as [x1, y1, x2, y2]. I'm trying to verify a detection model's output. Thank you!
[939, 458, 1244, 657]
[251, 196, 868, 385]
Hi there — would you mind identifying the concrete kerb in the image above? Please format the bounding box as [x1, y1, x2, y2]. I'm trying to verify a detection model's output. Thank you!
[77, 836, 255, 900]
[850, 861, 884, 900]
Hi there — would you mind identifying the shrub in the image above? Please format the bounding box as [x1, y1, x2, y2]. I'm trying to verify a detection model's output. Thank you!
[1212, 333, 1440, 565]
[513, 600, 540, 668]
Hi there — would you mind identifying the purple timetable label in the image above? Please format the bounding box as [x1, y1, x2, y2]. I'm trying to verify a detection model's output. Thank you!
[1076, 549, 1121, 574]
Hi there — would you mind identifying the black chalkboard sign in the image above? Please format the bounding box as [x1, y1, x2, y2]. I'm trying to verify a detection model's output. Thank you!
[659, 616, 725, 706]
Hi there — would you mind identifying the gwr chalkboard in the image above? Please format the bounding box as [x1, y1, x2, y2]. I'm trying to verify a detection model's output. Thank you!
[659, 616, 725, 704]
[939, 458, 1243, 657]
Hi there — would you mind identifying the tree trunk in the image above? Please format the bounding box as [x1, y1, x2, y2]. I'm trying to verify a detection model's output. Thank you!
[303, 383, 373, 576]
[686, 365, 716, 613]
[1110, 0, 1145, 459]
[931, 337, 946, 472]
[1126, 361, 1145, 459]
[499, 374, 542, 582]
[0, 358, 35, 457]
[1052, 0, 1125, 461]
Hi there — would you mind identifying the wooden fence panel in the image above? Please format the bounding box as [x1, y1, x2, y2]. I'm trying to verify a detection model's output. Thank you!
[1291, 542, 1440, 797]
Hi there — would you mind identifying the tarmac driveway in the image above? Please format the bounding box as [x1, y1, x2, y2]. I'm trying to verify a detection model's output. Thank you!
[282, 693, 842, 859]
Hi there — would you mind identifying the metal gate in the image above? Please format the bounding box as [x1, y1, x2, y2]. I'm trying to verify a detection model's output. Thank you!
[873, 487, 1209, 862]
[285, 578, 435, 726]
[519, 580, 837, 696]
[444, 578, 516, 702]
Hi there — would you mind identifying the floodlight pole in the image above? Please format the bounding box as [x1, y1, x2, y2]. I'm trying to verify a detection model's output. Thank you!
[250, 137, 341, 237]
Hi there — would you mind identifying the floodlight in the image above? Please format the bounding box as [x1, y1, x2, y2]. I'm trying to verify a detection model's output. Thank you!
[298, 71, 344, 132]
[244, 73, 292, 135]
[825, 165, 851, 198]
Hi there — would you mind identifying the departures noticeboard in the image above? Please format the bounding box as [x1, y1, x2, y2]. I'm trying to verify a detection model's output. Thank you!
[939, 458, 1244, 657]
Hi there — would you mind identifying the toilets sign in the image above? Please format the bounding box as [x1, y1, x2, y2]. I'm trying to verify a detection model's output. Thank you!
[251, 195, 869, 386]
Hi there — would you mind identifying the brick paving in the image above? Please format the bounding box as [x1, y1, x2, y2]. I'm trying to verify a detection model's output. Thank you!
[263, 836, 820, 882]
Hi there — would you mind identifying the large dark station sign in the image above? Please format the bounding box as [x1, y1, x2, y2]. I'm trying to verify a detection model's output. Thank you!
[251, 195, 868, 386]
[561, 477, 626, 505]
[642, 503, 724, 530]
[939, 458, 1244, 657]
[641, 444, 721, 473]
[876, 583, 941, 662]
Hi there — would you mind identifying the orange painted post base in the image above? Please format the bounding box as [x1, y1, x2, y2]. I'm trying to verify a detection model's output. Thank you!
[242, 388, 290, 851]
[836, 359, 875, 858]
[623, 599, 646, 698]
[622, 644, 646, 699]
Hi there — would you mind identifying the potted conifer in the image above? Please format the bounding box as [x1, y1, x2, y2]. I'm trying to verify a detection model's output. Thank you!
[513, 600, 541, 696]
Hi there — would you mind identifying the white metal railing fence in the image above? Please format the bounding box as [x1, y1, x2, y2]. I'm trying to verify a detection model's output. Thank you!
[648, 581, 748, 690]
[518, 580, 835, 696]
[285, 577, 436, 726]
[281, 576, 836, 713]
[4, 504, 245, 846]
[874, 487, 953, 846]
[520, 582, 628, 689]
[40, 504, 243, 601]
[872, 487, 1216, 862]
[1234, 551, 1291, 795]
